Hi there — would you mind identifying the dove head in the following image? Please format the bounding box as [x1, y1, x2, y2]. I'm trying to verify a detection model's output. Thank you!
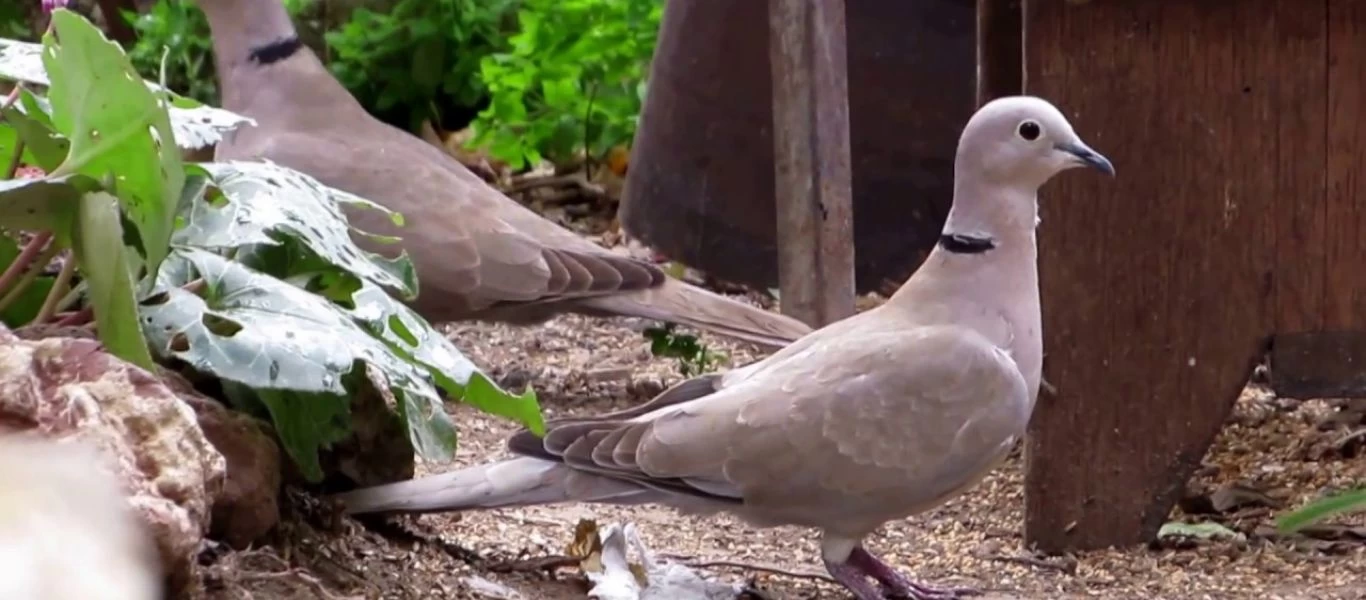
[956, 96, 1114, 191]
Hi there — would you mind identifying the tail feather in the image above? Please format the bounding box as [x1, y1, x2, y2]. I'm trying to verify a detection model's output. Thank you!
[583, 279, 813, 348]
[335, 457, 652, 515]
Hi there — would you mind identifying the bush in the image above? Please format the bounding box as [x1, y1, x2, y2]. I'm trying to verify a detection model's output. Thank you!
[468, 0, 664, 171]
[323, 0, 517, 132]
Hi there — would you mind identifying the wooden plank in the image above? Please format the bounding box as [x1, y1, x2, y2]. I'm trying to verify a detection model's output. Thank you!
[1272, 332, 1366, 399]
[1021, 0, 1327, 551]
[768, 0, 856, 328]
[976, 0, 1022, 105]
[1324, 0, 1366, 330]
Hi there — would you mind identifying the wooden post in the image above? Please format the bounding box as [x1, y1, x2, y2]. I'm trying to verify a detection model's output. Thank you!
[1019, 0, 1348, 551]
[768, 0, 855, 328]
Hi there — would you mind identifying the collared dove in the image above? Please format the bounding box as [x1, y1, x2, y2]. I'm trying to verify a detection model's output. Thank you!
[195, 0, 813, 348]
[334, 96, 1114, 600]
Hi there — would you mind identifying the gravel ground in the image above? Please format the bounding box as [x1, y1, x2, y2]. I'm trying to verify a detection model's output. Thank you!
[200, 307, 1365, 600]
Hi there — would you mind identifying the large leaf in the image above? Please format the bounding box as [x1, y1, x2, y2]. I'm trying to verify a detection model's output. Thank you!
[139, 248, 457, 477]
[0, 175, 90, 231]
[43, 10, 184, 278]
[176, 161, 417, 298]
[73, 191, 155, 370]
[349, 282, 543, 434]
[0, 36, 252, 150]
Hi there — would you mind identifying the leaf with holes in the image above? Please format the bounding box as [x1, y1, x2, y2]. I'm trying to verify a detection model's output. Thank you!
[174, 162, 416, 299]
[138, 248, 458, 478]
[41, 9, 184, 277]
[0, 36, 252, 150]
[348, 281, 543, 434]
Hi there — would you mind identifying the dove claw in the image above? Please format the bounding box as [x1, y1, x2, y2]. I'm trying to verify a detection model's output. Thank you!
[834, 546, 981, 600]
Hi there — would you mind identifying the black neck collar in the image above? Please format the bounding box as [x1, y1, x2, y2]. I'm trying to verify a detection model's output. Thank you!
[248, 36, 303, 66]
[938, 233, 997, 254]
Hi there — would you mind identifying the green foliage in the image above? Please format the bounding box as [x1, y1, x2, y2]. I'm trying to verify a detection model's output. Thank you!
[324, 0, 517, 131]
[643, 323, 724, 378]
[0, 2, 31, 41]
[124, 0, 217, 103]
[469, 0, 664, 170]
[0, 11, 542, 482]
[1276, 487, 1366, 534]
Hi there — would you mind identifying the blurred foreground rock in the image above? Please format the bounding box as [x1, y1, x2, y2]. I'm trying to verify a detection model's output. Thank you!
[0, 433, 163, 600]
[0, 325, 226, 593]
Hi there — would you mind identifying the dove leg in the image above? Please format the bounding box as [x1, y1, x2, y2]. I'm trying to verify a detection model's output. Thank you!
[822, 558, 890, 600]
[848, 546, 980, 600]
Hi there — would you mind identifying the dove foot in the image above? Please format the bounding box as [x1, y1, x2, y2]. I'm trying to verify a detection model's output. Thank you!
[840, 546, 981, 600]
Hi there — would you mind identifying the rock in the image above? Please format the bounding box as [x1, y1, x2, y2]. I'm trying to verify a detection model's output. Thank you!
[0, 432, 162, 600]
[166, 373, 282, 549]
[0, 326, 226, 592]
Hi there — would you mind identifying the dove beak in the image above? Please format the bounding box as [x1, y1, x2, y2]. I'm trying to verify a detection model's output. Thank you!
[1056, 141, 1115, 176]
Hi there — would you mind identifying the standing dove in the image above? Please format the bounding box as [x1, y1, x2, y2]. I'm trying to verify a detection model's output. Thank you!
[196, 0, 812, 348]
[334, 96, 1115, 599]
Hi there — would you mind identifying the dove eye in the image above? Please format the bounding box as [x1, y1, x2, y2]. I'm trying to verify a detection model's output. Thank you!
[1017, 120, 1041, 141]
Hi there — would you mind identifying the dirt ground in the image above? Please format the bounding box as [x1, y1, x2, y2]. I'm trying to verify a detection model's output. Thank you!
[197, 305, 1366, 600]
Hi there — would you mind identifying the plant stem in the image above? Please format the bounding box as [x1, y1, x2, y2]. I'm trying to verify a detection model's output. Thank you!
[54, 305, 92, 326]
[0, 240, 61, 314]
[54, 280, 85, 313]
[0, 231, 53, 300]
[3, 140, 22, 179]
[35, 253, 76, 323]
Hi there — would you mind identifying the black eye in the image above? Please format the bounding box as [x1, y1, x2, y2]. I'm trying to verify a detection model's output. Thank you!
[1017, 120, 1041, 141]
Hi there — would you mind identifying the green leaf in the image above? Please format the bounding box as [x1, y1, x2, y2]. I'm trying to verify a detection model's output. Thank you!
[43, 9, 185, 279]
[255, 386, 352, 482]
[2, 102, 68, 171]
[348, 282, 543, 434]
[0, 175, 92, 233]
[176, 162, 418, 299]
[138, 248, 460, 471]
[1276, 487, 1366, 534]
[73, 191, 156, 370]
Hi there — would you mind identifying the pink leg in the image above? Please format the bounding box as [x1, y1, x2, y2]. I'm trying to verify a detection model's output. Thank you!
[847, 546, 981, 600]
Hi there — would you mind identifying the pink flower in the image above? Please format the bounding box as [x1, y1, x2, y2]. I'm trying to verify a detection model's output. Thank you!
[41, 0, 69, 14]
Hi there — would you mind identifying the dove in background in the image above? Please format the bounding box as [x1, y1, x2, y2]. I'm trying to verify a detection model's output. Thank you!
[194, 0, 814, 349]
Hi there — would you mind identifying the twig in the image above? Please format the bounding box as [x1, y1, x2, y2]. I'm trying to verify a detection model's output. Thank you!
[0, 240, 61, 313]
[0, 231, 54, 301]
[484, 554, 580, 574]
[682, 559, 837, 584]
[504, 173, 608, 199]
[35, 253, 75, 323]
[974, 552, 1077, 575]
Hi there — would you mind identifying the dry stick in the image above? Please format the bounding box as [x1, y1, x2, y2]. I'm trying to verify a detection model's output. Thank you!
[0, 231, 54, 301]
[35, 253, 76, 323]
[0, 240, 60, 313]
[682, 559, 837, 584]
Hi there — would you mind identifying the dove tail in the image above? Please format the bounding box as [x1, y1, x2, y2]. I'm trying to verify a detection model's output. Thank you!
[583, 279, 813, 348]
[334, 457, 651, 515]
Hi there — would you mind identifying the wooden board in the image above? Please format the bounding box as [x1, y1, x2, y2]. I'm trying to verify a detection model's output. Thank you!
[1019, 0, 1331, 552]
[768, 0, 856, 327]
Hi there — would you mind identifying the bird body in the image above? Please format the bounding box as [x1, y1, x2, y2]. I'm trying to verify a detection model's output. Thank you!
[336, 95, 1115, 599]
[198, 0, 813, 347]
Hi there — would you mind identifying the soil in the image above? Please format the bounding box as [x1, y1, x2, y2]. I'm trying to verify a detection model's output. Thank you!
[197, 308, 1366, 600]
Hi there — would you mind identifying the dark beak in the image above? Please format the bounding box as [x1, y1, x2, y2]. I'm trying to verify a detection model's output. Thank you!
[1056, 141, 1115, 176]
